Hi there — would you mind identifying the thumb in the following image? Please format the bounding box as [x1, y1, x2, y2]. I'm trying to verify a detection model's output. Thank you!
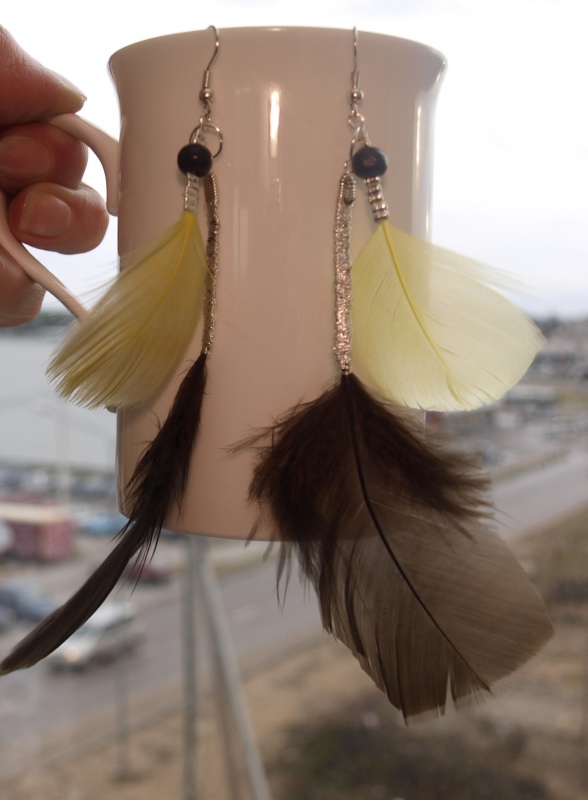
[0, 27, 86, 127]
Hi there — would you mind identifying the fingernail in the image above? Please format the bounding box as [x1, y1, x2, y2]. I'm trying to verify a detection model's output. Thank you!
[50, 70, 87, 105]
[19, 189, 73, 237]
[0, 136, 53, 179]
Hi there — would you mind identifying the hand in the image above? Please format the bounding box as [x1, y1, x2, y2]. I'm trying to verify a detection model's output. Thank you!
[0, 27, 109, 326]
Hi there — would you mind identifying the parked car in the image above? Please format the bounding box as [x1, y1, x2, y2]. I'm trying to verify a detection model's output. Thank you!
[46, 602, 144, 671]
[0, 582, 58, 622]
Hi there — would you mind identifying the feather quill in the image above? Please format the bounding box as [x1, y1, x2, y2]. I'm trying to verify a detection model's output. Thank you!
[0, 174, 220, 673]
[351, 219, 544, 411]
[234, 168, 552, 721]
[47, 210, 208, 409]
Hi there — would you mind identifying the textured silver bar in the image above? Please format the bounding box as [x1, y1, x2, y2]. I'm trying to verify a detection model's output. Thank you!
[365, 176, 389, 222]
[334, 171, 356, 374]
[184, 174, 200, 214]
[202, 172, 220, 355]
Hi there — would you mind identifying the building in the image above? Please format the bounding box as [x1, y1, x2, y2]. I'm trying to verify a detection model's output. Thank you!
[0, 501, 75, 562]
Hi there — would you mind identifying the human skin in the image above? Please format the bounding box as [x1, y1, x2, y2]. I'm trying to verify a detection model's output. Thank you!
[0, 26, 109, 326]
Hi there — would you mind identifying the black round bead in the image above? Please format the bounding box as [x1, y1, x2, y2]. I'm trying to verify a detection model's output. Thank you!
[177, 143, 213, 178]
[351, 146, 388, 179]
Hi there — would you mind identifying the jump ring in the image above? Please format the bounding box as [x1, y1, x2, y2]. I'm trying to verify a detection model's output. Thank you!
[190, 122, 223, 159]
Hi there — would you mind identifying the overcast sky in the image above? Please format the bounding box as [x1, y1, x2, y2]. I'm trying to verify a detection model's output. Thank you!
[3, 0, 586, 318]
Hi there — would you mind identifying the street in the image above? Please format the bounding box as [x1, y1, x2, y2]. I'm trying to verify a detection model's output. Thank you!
[493, 449, 588, 536]
[0, 449, 586, 776]
[0, 549, 323, 776]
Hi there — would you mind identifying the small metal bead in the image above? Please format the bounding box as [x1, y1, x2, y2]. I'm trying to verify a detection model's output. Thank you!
[350, 88, 364, 104]
[199, 87, 214, 103]
[351, 146, 388, 179]
[373, 207, 389, 221]
[364, 176, 390, 222]
[366, 177, 384, 204]
[342, 173, 356, 205]
[177, 142, 213, 178]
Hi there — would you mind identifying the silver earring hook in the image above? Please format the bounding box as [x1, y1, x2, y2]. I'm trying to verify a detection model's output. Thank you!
[205, 25, 220, 74]
[349, 27, 366, 138]
[351, 27, 361, 99]
[201, 26, 220, 103]
[192, 25, 223, 158]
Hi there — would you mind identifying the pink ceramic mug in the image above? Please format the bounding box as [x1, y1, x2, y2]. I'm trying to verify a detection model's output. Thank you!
[0, 27, 445, 539]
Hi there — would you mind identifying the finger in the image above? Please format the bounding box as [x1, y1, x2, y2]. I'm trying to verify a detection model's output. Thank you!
[0, 27, 85, 126]
[0, 251, 45, 327]
[8, 183, 109, 254]
[0, 122, 89, 193]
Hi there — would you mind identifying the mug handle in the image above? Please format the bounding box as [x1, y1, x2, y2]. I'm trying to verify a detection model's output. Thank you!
[0, 114, 119, 320]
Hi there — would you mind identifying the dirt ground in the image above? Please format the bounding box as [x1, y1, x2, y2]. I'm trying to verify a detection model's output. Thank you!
[6, 509, 588, 800]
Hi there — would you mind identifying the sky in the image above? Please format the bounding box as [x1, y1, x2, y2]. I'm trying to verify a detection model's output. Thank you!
[2, 0, 587, 318]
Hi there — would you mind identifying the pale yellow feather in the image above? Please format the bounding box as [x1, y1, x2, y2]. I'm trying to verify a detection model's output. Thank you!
[351, 221, 544, 411]
[48, 212, 207, 409]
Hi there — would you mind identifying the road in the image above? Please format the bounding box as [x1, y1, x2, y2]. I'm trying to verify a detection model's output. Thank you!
[0, 549, 323, 776]
[493, 450, 588, 536]
[0, 449, 586, 774]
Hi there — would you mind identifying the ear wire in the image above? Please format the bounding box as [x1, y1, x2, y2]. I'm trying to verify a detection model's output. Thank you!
[178, 26, 223, 213]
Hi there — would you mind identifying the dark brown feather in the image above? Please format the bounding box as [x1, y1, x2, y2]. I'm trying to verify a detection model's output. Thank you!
[237, 373, 553, 722]
[0, 353, 208, 674]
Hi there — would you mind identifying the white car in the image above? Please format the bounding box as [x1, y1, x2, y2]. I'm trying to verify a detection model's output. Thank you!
[47, 602, 144, 670]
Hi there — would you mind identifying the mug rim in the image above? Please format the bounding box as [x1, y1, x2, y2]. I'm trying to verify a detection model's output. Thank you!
[108, 25, 446, 73]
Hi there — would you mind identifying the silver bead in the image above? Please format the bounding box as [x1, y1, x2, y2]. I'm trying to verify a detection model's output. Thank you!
[199, 87, 214, 103]
[350, 88, 364, 104]
[365, 177, 389, 222]
[342, 173, 356, 206]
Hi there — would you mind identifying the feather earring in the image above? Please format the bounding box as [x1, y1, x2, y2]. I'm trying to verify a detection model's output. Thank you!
[47, 27, 222, 411]
[0, 34, 223, 674]
[348, 151, 543, 411]
[234, 30, 553, 722]
[344, 55, 543, 412]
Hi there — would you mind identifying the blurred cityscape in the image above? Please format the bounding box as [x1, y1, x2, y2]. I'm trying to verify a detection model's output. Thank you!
[1, 310, 586, 647]
[443, 315, 588, 471]
[2, 312, 588, 503]
[0, 312, 586, 799]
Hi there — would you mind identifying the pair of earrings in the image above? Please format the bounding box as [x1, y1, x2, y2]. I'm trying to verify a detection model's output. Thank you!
[2, 28, 552, 724]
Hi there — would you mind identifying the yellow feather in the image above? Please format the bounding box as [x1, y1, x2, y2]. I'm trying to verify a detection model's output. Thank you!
[48, 212, 207, 409]
[351, 221, 544, 411]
